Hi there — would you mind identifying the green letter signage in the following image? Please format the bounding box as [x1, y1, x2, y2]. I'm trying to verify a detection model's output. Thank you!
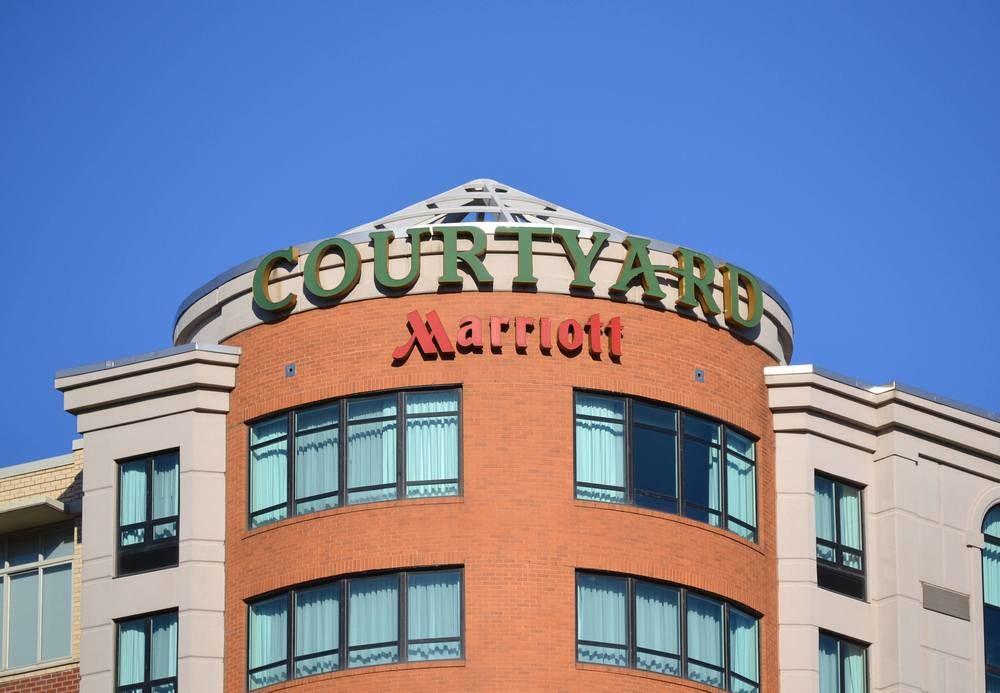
[719, 263, 764, 329]
[436, 225, 494, 286]
[494, 226, 552, 286]
[303, 238, 361, 300]
[553, 228, 609, 290]
[371, 228, 430, 290]
[252, 247, 299, 313]
[667, 247, 721, 315]
[610, 236, 668, 300]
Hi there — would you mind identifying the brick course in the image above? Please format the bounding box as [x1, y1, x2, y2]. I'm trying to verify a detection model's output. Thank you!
[224, 292, 779, 691]
[0, 666, 79, 693]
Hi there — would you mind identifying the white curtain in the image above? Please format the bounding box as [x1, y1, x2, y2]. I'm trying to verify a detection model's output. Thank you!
[250, 417, 289, 527]
[348, 574, 399, 667]
[726, 452, 756, 539]
[839, 485, 863, 569]
[295, 404, 339, 514]
[348, 397, 397, 504]
[152, 452, 179, 540]
[249, 596, 288, 689]
[295, 583, 339, 677]
[118, 619, 146, 687]
[842, 640, 866, 693]
[576, 574, 627, 666]
[407, 571, 461, 660]
[635, 581, 679, 675]
[728, 607, 759, 687]
[120, 460, 148, 545]
[685, 594, 723, 687]
[575, 395, 625, 503]
[150, 613, 178, 681]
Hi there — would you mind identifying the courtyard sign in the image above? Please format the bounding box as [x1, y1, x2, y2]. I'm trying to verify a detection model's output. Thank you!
[252, 225, 764, 329]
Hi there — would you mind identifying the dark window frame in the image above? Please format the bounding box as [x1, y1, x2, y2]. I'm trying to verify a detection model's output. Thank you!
[114, 608, 179, 693]
[245, 567, 465, 690]
[247, 387, 463, 529]
[573, 390, 759, 542]
[575, 569, 760, 691]
[818, 629, 869, 693]
[983, 508, 1000, 690]
[116, 449, 180, 577]
[814, 472, 866, 600]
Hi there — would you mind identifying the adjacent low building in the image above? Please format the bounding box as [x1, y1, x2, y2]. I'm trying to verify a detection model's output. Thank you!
[0, 178, 991, 692]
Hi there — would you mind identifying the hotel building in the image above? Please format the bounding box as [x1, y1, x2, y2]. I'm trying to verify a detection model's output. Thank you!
[0, 180, 996, 692]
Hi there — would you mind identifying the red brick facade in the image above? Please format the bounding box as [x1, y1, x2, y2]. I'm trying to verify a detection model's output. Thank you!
[0, 667, 79, 693]
[224, 292, 779, 691]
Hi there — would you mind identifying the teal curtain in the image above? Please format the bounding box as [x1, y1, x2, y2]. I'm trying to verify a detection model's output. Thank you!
[635, 581, 679, 675]
[575, 395, 625, 503]
[405, 392, 459, 498]
[152, 452, 179, 540]
[686, 594, 723, 687]
[348, 574, 399, 667]
[295, 404, 340, 514]
[985, 510, 1000, 607]
[576, 573, 627, 666]
[347, 397, 398, 504]
[838, 485, 863, 569]
[150, 613, 178, 682]
[249, 595, 288, 689]
[118, 618, 146, 687]
[120, 460, 148, 545]
[728, 607, 759, 692]
[814, 476, 836, 562]
[818, 634, 839, 693]
[41, 564, 72, 661]
[842, 640, 866, 693]
[295, 583, 340, 677]
[250, 416, 289, 527]
[726, 450, 756, 539]
[407, 570, 461, 660]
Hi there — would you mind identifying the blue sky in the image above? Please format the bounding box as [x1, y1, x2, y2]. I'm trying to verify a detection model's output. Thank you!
[1, 1, 997, 466]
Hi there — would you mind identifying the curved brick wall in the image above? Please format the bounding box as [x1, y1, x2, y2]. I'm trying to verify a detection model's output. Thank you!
[223, 292, 779, 691]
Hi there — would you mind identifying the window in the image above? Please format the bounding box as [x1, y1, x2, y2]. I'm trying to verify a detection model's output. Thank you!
[983, 506, 1000, 692]
[118, 450, 179, 576]
[814, 474, 865, 599]
[116, 611, 178, 693]
[247, 568, 463, 689]
[0, 523, 73, 671]
[249, 389, 460, 528]
[576, 571, 759, 692]
[574, 392, 757, 541]
[819, 632, 867, 693]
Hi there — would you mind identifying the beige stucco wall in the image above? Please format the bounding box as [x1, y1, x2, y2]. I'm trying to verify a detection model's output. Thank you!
[0, 449, 83, 684]
[56, 346, 239, 693]
[768, 366, 1000, 693]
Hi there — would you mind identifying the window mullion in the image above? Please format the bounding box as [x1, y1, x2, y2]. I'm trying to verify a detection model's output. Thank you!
[146, 458, 153, 548]
[722, 603, 730, 691]
[625, 398, 634, 504]
[720, 429, 728, 530]
[399, 572, 408, 663]
[397, 393, 406, 500]
[287, 412, 295, 518]
[144, 616, 152, 689]
[287, 590, 295, 680]
[679, 587, 688, 680]
[677, 414, 686, 518]
[339, 401, 347, 508]
[627, 577, 636, 669]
